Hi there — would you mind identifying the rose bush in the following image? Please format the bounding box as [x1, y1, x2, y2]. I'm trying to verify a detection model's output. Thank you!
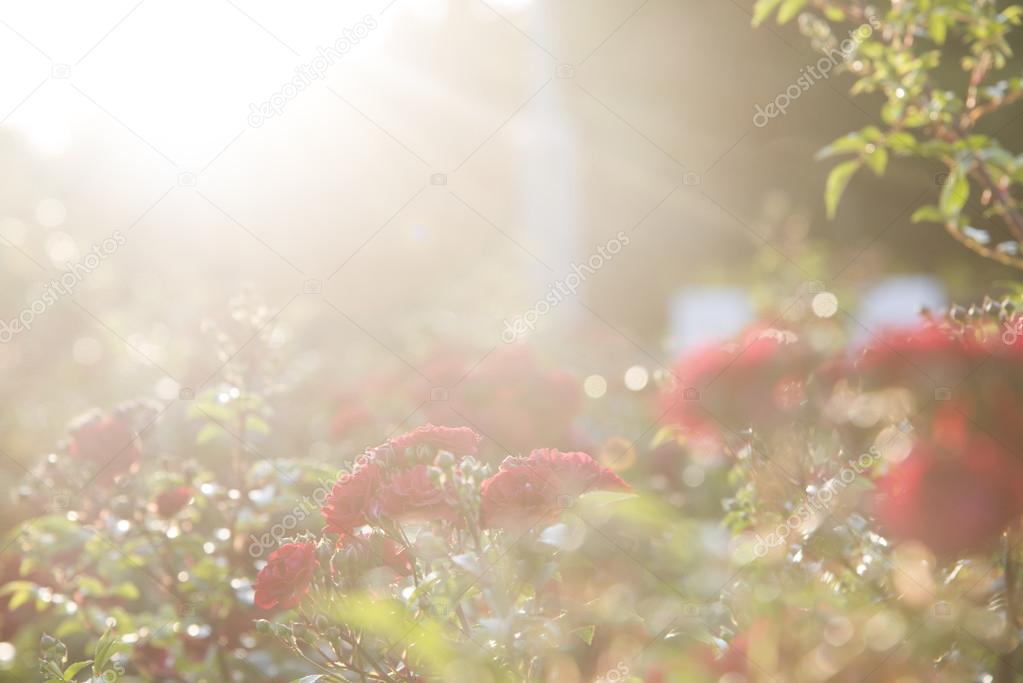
[10, 300, 1023, 682]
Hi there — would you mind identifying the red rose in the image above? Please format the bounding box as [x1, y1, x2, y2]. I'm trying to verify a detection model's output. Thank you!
[530, 448, 630, 497]
[854, 322, 1023, 453]
[387, 424, 480, 456]
[321, 462, 380, 535]
[876, 434, 1023, 558]
[480, 463, 551, 529]
[155, 486, 192, 518]
[421, 346, 582, 453]
[856, 324, 985, 388]
[68, 411, 141, 481]
[336, 530, 413, 577]
[376, 464, 455, 522]
[480, 449, 630, 529]
[660, 326, 813, 439]
[254, 542, 318, 610]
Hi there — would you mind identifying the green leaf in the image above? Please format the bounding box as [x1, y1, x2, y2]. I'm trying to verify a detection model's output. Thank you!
[93, 628, 118, 673]
[0, 580, 37, 596]
[403, 573, 442, 608]
[928, 13, 947, 44]
[41, 661, 65, 678]
[864, 147, 888, 176]
[246, 415, 271, 434]
[8, 589, 32, 611]
[573, 625, 596, 645]
[777, 0, 806, 24]
[576, 490, 637, 508]
[825, 160, 861, 219]
[108, 582, 140, 600]
[816, 133, 865, 160]
[911, 205, 944, 223]
[823, 6, 845, 21]
[76, 576, 104, 597]
[881, 98, 905, 125]
[751, 0, 783, 26]
[887, 132, 916, 154]
[939, 166, 970, 217]
[196, 423, 224, 445]
[329, 596, 453, 675]
[861, 126, 883, 142]
[62, 660, 92, 681]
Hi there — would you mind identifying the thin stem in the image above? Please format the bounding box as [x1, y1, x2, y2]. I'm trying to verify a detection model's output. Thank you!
[998, 527, 1019, 682]
[943, 220, 1023, 270]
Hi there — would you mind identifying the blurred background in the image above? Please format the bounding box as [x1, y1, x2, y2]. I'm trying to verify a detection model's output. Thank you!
[1, 0, 1021, 518]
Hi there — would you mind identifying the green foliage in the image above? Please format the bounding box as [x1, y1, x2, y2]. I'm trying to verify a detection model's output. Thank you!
[38, 630, 124, 682]
[755, 0, 1023, 267]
